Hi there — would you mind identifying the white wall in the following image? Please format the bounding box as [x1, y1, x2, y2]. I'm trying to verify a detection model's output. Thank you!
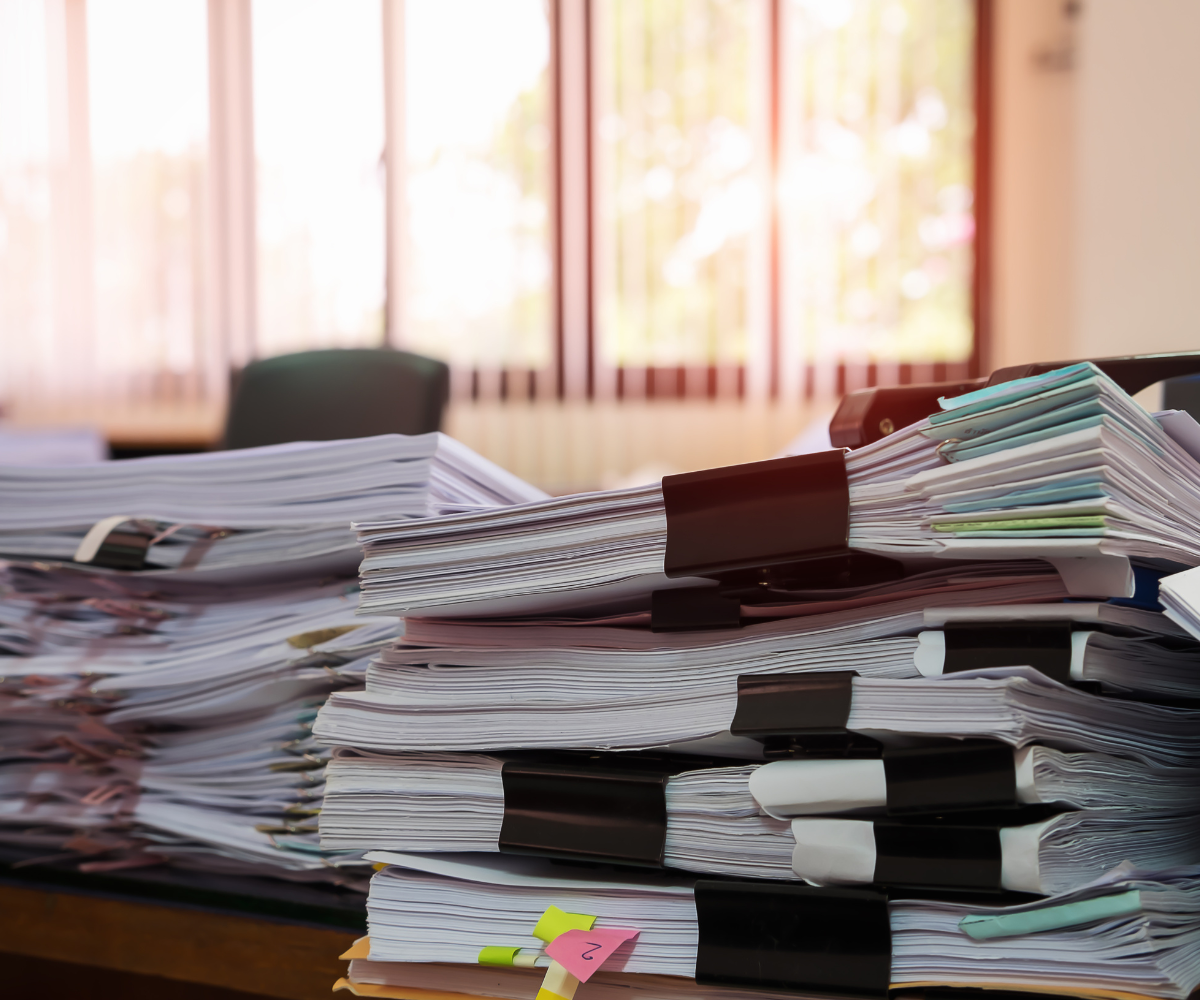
[1072, 0, 1200, 358]
[992, 0, 1200, 369]
[990, 0, 1079, 370]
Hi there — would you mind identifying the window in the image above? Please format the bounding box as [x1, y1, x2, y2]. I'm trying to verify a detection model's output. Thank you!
[780, 0, 976, 398]
[593, 0, 768, 397]
[88, 0, 209, 403]
[253, 0, 386, 355]
[400, 0, 552, 374]
[0, 0, 981, 431]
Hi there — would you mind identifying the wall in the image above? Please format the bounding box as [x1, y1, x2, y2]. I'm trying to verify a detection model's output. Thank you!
[989, 0, 1079, 370]
[1072, 0, 1200, 359]
[447, 399, 821, 495]
[991, 0, 1200, 371]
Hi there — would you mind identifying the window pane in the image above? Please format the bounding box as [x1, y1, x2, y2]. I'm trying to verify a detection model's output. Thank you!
[403, 0, 551, 370]
[253, 0, 385, 356]
[594, 0, 768, 370]
[781, 0, 975, 371]
[88, 0, 209, 400]
[0, 0, 53, 402]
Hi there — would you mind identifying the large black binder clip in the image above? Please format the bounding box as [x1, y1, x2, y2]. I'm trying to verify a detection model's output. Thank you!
[653, 451, 907, 630]
[694, 880, 892, 998]
[498, 759, 669, 868]
[651, 587, 741, 632]
[662, 451, 851, 580]
[730, 672, 881, 759]
[872, 822, 1002, 891]
[830, 379, 985, 449]
[940, 623, 1092, 688]
[883, 740, 1017, 815]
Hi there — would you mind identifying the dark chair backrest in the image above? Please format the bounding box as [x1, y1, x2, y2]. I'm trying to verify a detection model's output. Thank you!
[1163, 375, 1200, 421]
[223, 348, 450, 450]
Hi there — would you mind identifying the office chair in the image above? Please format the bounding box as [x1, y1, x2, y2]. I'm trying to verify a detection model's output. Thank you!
[223, 348, 450, 450]
[1163, 374, 1200, 421]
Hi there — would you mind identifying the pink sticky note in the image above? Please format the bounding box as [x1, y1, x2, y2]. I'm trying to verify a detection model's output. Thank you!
[544, 927, 641, 983]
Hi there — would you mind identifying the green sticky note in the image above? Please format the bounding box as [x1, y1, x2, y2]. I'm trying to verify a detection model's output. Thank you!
[934, 516, 1106, 532]
[478, 946, 521, 966]
[959, 889, 1143, 941]
[533, 905, 597, 943]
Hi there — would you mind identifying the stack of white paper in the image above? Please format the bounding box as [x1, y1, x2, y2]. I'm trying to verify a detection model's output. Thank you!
[0, 576, 399, 878]
[351, 364, 1200, 618]
[0, 433, 543, 882]
[359, 853, 1200, 1000]
[319, 748, 1200, 891]
[315, 665, 1200, 762]
[0, 433, 545, 583]
[1159, 565, 1200, 642]
[331, 603, 1199, 739]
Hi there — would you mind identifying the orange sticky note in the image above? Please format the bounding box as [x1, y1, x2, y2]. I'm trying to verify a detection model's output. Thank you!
[543, 927, 640, 983]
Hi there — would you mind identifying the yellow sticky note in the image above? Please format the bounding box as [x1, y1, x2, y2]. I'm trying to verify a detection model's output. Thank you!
[478, 946, 521, 966]
[533, 905, 596, 944]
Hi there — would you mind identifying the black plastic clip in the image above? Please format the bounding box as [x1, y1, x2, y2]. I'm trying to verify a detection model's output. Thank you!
[498, 760, 668, 868]
[650, 587, 741, 632]
[694, 880, 892, 998]
[883, 740, 1017, 816]
[872, 822, 1002, 891]
[730, 672, 881, 759]
[942, 623, 1073, 685]
[73, 518, 154, 571]
[662, 450, 850, 579]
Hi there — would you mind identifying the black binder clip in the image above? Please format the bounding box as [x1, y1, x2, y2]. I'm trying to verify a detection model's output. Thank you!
[651, 587, 741, 633]
[498, 759, 669, 868]
[694, 880, 892, 998]
[830, 351, 1200, 449]
[830, 379, 985, 448]
[72, 517, 155, 571]
[662, 451, 851, 579]
[872, 822, 1003, 891]
[941, 623, 1074, 685]
[651, 451, 907, 630]
[730, 672, 881, 759]
[883, 740, 1017, 815]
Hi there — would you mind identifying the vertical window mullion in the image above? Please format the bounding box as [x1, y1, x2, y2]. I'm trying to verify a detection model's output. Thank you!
[554, 0, 593, 401]
[46, 0, 96, 392]
[382, 0, 406, 350]
[206, 0, 258, 374]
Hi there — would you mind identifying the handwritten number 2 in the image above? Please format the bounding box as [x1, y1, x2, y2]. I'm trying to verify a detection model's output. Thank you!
[581, 943, 602, 961]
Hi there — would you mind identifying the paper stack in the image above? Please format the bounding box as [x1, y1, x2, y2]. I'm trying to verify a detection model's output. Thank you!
[348, 363, 1200, 617]
[0, 434, 543, 882]
[340, 853, 1200, 1000]
[317, 362, 1200, 999]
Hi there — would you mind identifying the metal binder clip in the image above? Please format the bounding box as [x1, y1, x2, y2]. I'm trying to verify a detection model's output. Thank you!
[662, 450, 851, 579]
[73, 515, 154, 571]
[694, 880, 892, 998]
[730, 672, 882, 759]
[872, 821, 1003, 891]
[883, 740, 1017, 815]
[498, 759, 669, 868]
[650, 587, 741, 632]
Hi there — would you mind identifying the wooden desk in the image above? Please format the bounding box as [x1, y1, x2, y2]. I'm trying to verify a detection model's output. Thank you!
[0, 854, 362, 1000]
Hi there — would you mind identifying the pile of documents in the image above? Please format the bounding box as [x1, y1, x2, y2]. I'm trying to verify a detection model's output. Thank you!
[317, 363, 1200, 999]
[351, 363, 1200, 617]
[0, 434, 543, 882]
